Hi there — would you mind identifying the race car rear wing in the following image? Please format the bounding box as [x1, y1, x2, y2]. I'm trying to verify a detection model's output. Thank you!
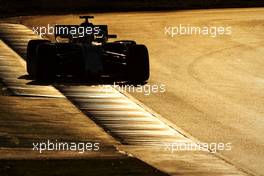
[54, 24, 116, 42]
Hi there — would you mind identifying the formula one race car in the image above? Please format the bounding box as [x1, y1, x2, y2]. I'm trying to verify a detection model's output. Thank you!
[26, 16, 149, 83]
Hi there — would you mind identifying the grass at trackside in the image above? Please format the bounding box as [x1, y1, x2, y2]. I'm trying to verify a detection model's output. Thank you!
[1, 0, 263, 17]
[0, 158, 168, 176]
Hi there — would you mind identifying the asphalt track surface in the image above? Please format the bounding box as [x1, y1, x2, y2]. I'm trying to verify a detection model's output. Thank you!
[0, 24, 248, 176]
[1, 7, 264, 176]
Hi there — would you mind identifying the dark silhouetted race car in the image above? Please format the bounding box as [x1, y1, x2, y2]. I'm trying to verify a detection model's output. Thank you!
[26, 16, 149, 83]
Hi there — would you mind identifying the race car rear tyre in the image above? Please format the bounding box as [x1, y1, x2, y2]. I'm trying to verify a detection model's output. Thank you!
[35, 43, 57, 81]
[26, 40, 50, 78]
[103, 43, 127, 54]
[126, 44, 149, 83]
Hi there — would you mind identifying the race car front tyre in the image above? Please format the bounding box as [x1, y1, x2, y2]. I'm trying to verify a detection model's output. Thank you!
[26, 39, 50, 78]
[126, 44, 149, 83]
[35, 43, 57, 81]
